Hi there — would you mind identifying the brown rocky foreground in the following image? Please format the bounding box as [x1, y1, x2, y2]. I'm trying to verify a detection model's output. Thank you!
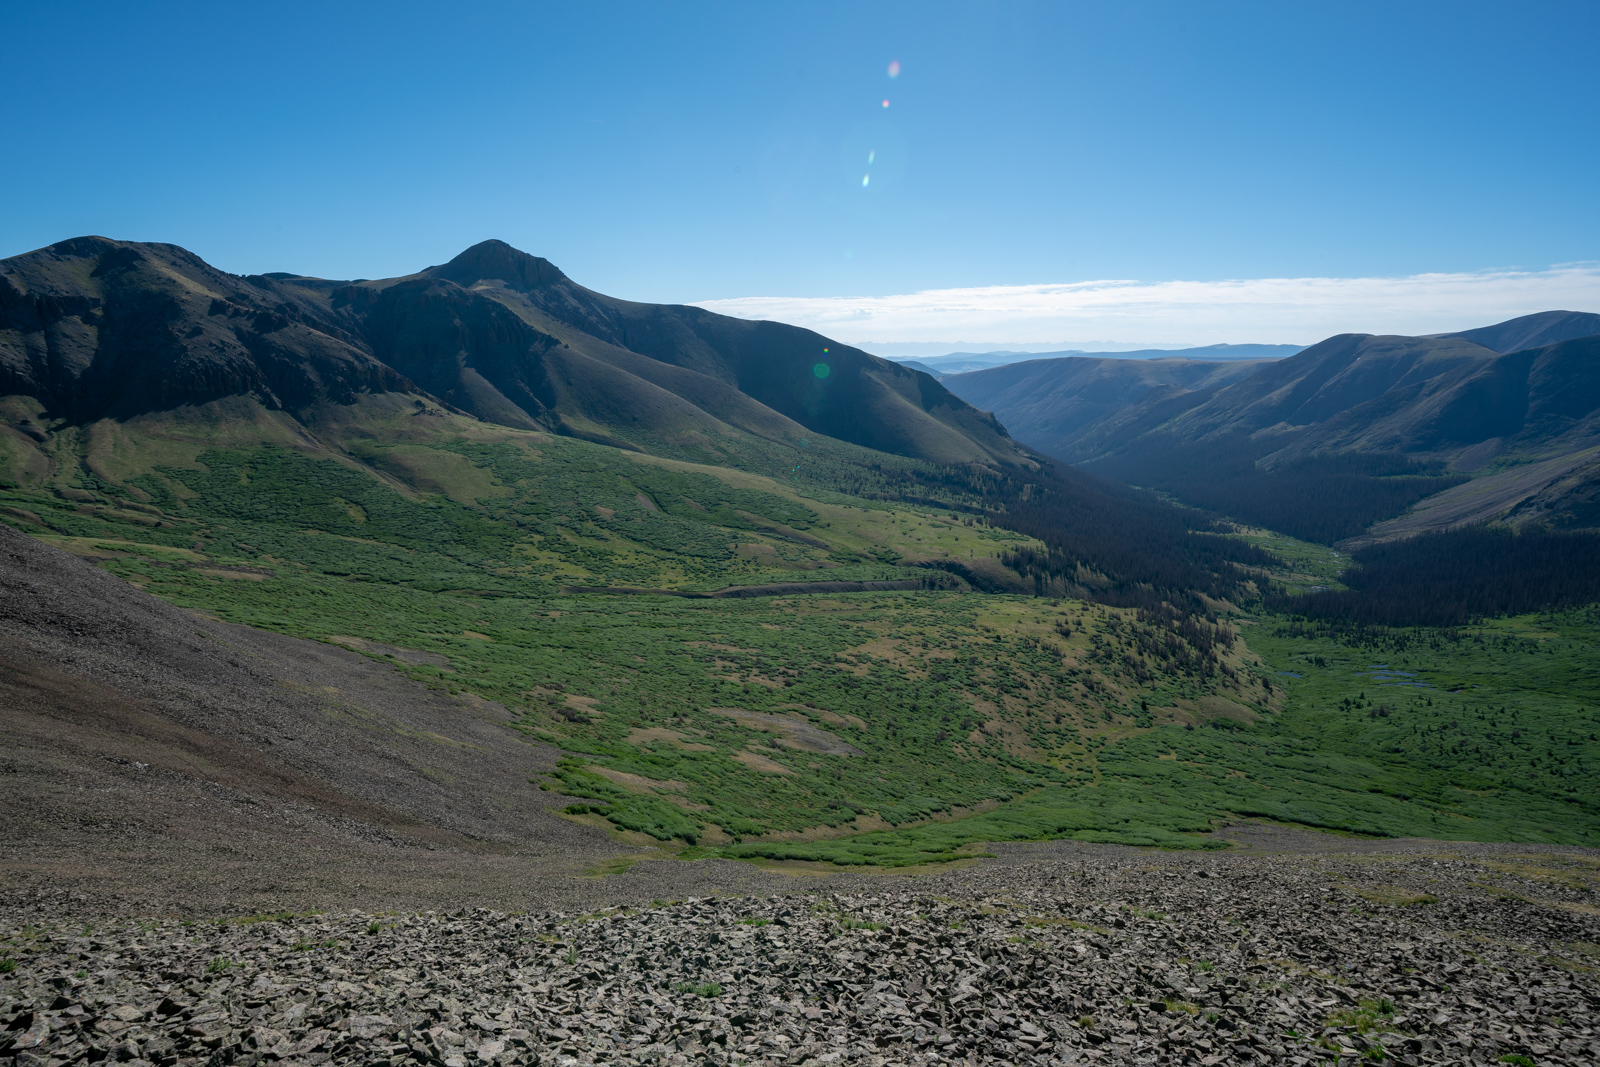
[3, 830, 1597, 1067]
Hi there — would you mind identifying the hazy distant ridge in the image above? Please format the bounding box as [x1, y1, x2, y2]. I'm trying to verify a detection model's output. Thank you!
[900, 343, 1305, 377]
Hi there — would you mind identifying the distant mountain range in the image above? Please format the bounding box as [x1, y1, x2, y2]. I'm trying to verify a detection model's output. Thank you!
[893, 360, 946, 377]
[897, 343, 1306, 377]
[8, 234, 1596, 563]
[943, 311, 1600, 544]
[0, 236, 1023, 470]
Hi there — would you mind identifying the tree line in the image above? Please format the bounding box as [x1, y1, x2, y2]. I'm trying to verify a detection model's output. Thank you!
[1271, 525, 1600, 626]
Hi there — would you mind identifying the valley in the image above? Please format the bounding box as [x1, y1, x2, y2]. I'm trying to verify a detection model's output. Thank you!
[2, 236, 1598, 883]
[3, 398, 1596, 867]
[6, 12, 1600, 1066]
[943, 312, 1600, 546]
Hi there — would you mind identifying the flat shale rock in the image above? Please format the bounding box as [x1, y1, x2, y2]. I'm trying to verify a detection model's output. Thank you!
[2, 846, 1597, 1066]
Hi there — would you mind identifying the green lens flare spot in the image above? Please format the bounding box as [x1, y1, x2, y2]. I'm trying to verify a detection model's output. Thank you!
[813, 363, 830, 379]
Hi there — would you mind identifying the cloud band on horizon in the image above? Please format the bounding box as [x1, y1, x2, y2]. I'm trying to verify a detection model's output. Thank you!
[692, 266, 1600, 345]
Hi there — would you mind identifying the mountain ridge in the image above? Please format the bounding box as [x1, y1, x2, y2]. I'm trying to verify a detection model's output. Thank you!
[0, 236, 410, 421]
[941, 355, 1272, 459]
[0, 236, 1025, 471]
[1431, 309, 1600, 355]
[903, 343, 1302, 377]
[4, 241, 1599, 871]
[944, 312, 1600, 543]
[3, 233, 1290, 617]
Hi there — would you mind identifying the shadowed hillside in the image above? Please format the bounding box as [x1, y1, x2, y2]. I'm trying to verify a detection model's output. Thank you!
[0, 237, 1021, 470]
[946, 311, 1600, 544]
[1268, 525, 1600, 626]
[1432, 309, 1600, 354]
[0, 237, 409, 420]
[942, 355, 1271, 460]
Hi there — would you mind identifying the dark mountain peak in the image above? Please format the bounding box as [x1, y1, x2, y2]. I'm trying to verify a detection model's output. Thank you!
[1432, 310, 1600, 354]
[14, 235, 234, 292]
[0, 235, 151, 288]
[44, 234, 129, 259]
[0, 237, 411, 420]
[427, 239, 569, 293]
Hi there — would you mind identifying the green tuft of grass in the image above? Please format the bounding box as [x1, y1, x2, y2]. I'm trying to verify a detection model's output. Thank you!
[674, 981, 724, 997]
[1327, 998, 1396, 1035]
[232, 909, 320, 925]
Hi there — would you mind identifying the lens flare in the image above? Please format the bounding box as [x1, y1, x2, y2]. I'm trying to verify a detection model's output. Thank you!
[813, 362, 830, 379]
[881, 99, 890, 108]
[862, 174, 870, 187]
[867, 150, 875, 164]
[887, 60, 900, 78]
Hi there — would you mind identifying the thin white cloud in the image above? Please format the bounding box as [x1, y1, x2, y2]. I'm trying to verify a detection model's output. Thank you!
[692, 266, 1600, 345]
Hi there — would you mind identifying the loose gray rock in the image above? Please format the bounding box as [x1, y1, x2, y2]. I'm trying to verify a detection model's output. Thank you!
[2, 844, 1596, 1066]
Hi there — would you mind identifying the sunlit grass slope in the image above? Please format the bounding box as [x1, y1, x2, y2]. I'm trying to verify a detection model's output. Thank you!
[2, 391, 1597, 863]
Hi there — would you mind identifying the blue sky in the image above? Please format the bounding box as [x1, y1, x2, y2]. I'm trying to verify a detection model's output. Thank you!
[3, 1, 1598, 342]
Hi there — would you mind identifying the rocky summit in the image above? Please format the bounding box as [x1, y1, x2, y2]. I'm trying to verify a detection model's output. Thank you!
[3, 834, 1597, 1067]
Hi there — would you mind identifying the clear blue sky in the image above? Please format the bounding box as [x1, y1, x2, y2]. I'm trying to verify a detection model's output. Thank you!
[3, 1, 1597, 306]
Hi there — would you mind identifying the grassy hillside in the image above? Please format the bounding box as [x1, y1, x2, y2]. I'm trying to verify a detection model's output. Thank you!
[0, 396, 1023, 593]
[0, 236, 1283, 611]
[0, 395, 1280, 858]
[2, 392, 1596, 864]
